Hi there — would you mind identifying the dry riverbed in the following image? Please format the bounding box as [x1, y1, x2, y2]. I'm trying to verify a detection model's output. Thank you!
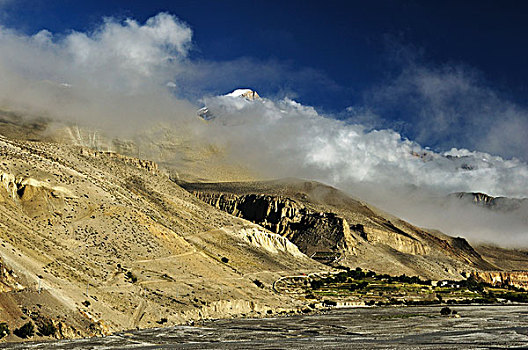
[2, 305, 528, 349]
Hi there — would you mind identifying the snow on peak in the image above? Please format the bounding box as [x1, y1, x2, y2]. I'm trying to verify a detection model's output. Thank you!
[225, 89, 260, 100]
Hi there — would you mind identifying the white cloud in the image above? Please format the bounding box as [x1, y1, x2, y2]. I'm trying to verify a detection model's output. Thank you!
[0, 12, 526, 246]
[0, 13, 197, 133]
[201, 94, 528, 245]
[204, 94, 528, 199]
[0, 12, 192, 88]
[0, 12, 334, 128]
[64, 13, 191, 76]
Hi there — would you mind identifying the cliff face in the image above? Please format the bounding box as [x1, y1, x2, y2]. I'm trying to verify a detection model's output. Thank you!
[472, 271, 528, 290]
[1, 172, 75, 200]
[183, 180, 497, 280]
[457, 192, 496, 206]
[214, 225, 305, 258]
[363, 226, 428, 255]
[193, 192, 355, 257]
[0, 258, 22, 293]
[80, 149, 159, 174]
[190, 189, 431, 259]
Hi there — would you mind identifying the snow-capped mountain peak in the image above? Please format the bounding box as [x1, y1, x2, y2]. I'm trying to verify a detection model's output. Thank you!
[224, 89, 260, 100]
[198, 89, 261, 120]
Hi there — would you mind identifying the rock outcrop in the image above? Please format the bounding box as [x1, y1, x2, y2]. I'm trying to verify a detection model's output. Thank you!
[0, 171, 77, 220]
[193, 192, 355, 257]
[472, 271, 528, 290]
[452, 192, 528, 213]
[221, 225, 305, 257]
[80, 149, 159, 174]
[187, 184, 437, 259]
[0, 258, 23, 293]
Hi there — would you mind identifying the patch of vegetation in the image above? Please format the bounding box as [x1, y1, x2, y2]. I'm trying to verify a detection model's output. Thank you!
[14, 321, 34, 338]
[157, 317, 168, 324]
[221, 257, 229, 263]
[82, 300, 91, 307]
[0, 323, 9, 339]
[253, 279, 264, 288]
[405, 299, 440, 306]
[296, 267, 528, 307]
[502, 292, 528, 303]
[323, 299, 337, 306]
[305, 292, 317, 299]
[348, 282, 368, 291]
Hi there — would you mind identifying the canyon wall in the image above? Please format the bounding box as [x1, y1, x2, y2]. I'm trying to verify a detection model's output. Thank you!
[191, 190, 432, 259]
[193, 192, 355, 257]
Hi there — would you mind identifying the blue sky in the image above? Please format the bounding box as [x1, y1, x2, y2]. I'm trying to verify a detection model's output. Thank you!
[2, 1, 528, 107]
[3, 0, 528, 104]
[1, 0, 528, 160]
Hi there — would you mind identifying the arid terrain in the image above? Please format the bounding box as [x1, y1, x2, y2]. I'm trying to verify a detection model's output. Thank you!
[182, 179, 498, 280]
[0, 112, 526, 343]
[0, 116, 326, 341]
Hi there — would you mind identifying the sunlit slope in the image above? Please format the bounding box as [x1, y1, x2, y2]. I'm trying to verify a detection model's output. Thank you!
[0, 134, 324, 339]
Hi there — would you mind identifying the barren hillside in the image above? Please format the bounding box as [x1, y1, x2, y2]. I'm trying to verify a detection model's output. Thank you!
[0, 112, 526, 343]
[0, 132, 325, 341]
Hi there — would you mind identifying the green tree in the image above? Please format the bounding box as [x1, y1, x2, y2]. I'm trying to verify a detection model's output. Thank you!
[38, 320, 57, 337]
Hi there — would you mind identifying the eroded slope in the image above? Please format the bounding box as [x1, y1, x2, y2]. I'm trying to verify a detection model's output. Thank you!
[182, 179, 497, 280]
[0, 135, 325, 341]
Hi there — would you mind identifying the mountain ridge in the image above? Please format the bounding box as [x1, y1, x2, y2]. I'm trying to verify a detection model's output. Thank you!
[181, 179, 498, 279]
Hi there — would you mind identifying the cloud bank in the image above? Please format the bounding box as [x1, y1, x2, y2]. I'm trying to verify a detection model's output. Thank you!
[203, 94, 528, 198]
[0, 12, 526, 245]
[203, 94, 528, 245]
[0, 12, 198, 134]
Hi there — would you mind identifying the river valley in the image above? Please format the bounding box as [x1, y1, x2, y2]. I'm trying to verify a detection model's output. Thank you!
[2, 305, 528, 349]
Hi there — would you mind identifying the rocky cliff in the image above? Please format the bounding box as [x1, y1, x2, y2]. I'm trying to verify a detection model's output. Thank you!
[192, 192, 355, 257]
[80, 149, 159, 174]
[452, 192, 528, 213]
[472, 271, 528, 290]
[182, 179, 495, 279]
[0, 258, 23, 293]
